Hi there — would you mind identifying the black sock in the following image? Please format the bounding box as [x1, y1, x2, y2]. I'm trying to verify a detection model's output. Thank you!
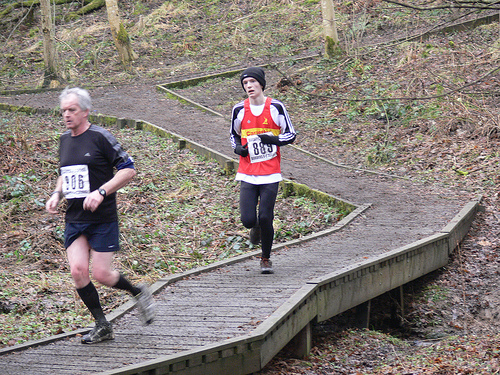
[113, 273, 141, 296]
[76, 282, 107, 324]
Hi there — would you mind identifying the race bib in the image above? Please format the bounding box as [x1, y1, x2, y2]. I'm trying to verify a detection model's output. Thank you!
[61, 165, 90, 199]
[247, 133, 277, 164]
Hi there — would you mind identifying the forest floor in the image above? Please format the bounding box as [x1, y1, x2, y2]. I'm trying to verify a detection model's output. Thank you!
[1, 0, 500, 373]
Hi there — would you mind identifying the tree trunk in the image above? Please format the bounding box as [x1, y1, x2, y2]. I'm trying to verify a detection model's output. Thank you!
[321, 0, 341, 58]
[40, 0, 58, 86]
[105, 0, 137, 66]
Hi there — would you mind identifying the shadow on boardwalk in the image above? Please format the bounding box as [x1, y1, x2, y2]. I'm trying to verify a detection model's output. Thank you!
[0, 85, 476, 374]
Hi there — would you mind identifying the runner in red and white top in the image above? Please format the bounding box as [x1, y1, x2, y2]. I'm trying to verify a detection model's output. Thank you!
[230, 67, 296, 274]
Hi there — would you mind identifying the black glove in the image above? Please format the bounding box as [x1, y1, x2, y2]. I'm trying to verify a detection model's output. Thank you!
[258, 134, 280, 145]
[234, 144, 248, 157]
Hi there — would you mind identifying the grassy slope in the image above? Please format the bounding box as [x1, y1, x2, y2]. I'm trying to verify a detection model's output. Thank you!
[2, 0, 500, 372]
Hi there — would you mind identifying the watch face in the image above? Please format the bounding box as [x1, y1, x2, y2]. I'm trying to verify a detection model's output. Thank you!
[99, 188, 106, 197]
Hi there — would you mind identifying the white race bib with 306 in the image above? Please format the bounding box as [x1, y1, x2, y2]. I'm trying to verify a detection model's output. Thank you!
[247, 134, 277, 164]
[61, 165, 90, 199]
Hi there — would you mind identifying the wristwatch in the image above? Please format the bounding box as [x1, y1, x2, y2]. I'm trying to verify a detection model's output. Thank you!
[98, 188, 107, 198]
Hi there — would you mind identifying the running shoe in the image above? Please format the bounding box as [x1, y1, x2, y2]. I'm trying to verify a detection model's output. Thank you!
[260, 258, 274, 274]
[81, 321, 114, 344]
[135, 284, 155, 325]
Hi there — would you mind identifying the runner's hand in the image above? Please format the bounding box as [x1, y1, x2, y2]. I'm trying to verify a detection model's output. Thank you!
[83, 190, 104, 212]
[46, 194, 60, 214]
[234, 144, 248, 157]
[258, 134, 280, 145]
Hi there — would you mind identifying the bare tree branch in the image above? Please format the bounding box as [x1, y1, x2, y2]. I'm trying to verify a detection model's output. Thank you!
[383, 0, 500, 11]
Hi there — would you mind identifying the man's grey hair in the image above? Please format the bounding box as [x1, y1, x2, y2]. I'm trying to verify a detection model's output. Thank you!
[59, 87, 92, 111]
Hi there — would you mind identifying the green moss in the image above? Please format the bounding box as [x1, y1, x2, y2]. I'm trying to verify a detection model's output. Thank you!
[67, 0, 105, 20]
[325, 36, 343, 59]
[280, 180, 355, 214]
[88, 114, 117, 127]
[117, 23, 129, 44]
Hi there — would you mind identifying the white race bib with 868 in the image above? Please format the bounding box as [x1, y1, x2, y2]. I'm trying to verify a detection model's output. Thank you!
[247, 133, 277, 164]
[61, 165, 90, 199]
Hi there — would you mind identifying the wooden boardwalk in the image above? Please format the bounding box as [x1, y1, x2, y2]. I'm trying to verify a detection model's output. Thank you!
[0, 85, 477, 374]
